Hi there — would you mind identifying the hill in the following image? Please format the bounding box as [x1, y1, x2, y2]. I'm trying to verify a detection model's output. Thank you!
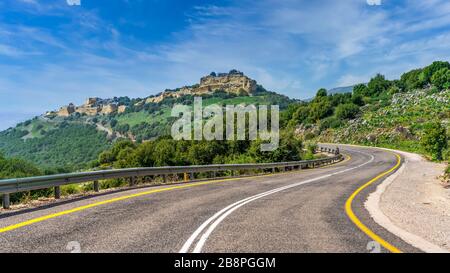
[284, 61, 450, 161]
[328, 85, 356, 95]
[0, 70, 294, 170]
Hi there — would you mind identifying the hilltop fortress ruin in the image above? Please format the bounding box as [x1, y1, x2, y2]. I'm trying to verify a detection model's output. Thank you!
[146, 70, 257, 103]
[49, 98, 127, 117]
[50, 70, 257, 117]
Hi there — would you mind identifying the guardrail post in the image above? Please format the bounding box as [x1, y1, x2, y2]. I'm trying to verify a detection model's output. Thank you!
[54, 186, 61, 199]
[129, 176, 136, 187]
[212, 171, 216, 179]
[2, 194, 10, 209]
[190, 172, 194, 180]
[163, 174, 168, 183]
[93, 181, 99, 192]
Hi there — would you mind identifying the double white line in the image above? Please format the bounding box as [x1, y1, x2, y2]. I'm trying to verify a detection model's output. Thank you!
[179, 149, 375, 253]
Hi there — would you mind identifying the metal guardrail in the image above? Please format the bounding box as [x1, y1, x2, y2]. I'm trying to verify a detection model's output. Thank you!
[0, 147, 341, 209]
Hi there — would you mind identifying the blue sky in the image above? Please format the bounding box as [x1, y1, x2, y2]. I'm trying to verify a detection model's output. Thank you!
[1, 0, 450, 130]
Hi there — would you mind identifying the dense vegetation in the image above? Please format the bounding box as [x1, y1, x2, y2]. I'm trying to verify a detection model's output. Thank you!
[93, 131, 307, 170]
[284, 61, 450, 161]
[0, 89, 293, 170]
[0, 123, 110, 170]
[0, 153, 53, 203]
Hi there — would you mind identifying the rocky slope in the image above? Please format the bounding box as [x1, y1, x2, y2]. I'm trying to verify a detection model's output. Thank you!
[315, 88, 450, 155]
[146, 70, 257, 103]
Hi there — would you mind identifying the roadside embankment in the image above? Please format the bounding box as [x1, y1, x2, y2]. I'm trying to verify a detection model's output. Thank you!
[365, 148, 450, 253]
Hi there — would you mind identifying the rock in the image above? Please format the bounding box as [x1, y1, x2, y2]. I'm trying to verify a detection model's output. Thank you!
[118, 105, 127, 114]
[57, 103, 75, 117]
[393, 126, 415, 140]
[366, 134, 377, 143]
[146, 70, 257, 103]
[101, 104, 118, 115]
[85, 98, 99, 106]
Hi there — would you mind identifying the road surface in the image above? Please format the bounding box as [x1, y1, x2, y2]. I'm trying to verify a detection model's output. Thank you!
[0, 145, 420, 253]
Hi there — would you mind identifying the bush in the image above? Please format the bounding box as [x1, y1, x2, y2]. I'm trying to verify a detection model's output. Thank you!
[320, 116, 343, 130]
[367, 74, 391, 97]
[421, 122, 448, 160]
[101, 178, 127, 189]
[351, 94, 365, 106]
[307, 142, 318, 154]
[431, 67, 450, 90]
[335, 103, 360, 120]
[61, 184, 81, 195]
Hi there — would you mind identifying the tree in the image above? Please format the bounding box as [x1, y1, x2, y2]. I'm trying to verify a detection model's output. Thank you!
[335, 103, 360, 120]
[351, 93, 365, 106]
[247, 131, 303, 162]
[153, 139, 177, 166]
[316, 88, 328, 98]
[114, 147, 138, 168]
[400, 69, 423, 91]
[421, 122, 448, 160]
[98, 150, 115, 165]
[431, 67, 450, 90]
[134, 141, 155, 167]
[110, 119, 118, 128]
[309, 99, 333, 121]
[353, 84, 369, 97]
[419, 61, 450, 86]
[291, 105, 310, 124]
[367, 74, 390, 97]
[111, 139, 136, 158]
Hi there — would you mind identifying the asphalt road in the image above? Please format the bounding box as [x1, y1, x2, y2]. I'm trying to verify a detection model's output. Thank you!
[0, 145, 420, 253]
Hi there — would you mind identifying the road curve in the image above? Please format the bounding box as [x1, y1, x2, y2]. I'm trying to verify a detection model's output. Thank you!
[0, 145, 420, 253]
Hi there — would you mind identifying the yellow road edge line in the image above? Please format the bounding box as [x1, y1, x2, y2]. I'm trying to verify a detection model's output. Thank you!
[345, 153, 403, 253]
[0, 154, 351, 234]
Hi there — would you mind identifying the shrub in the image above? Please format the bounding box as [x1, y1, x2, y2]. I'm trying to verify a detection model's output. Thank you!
[421, 122, 448, 160]
[335, 103, 360, 120]
[431, 67, 450, 90]
[367, 74, 391, 97]
[307, 142, 318, 154]
[320, 116, 343, 130]
[61, 184, 81, 195]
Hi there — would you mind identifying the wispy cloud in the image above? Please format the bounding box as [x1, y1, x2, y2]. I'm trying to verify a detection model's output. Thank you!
[0, 0, 449, 130]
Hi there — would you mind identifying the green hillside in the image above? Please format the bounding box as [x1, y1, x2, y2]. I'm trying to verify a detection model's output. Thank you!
[0, 89, 293, 170]
[0, 123, 110, 170]
[1, 62, 448, 173]
[285, 61, 450, 161]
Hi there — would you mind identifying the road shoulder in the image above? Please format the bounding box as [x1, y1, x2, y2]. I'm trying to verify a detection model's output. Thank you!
[365, 148, 450, 253]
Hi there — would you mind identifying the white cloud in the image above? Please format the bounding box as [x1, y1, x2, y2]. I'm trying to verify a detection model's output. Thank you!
[66, 0, 81, 6]
[337, 74, 370, 87]
[1, 0, 450, 130]
[367, 0, 382, 6]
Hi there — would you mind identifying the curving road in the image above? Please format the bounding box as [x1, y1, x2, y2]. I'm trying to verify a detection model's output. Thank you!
[0, 145, 420, 253]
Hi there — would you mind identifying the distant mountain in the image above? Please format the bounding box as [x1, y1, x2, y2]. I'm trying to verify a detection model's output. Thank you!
[0, 70, 294, 170]
[304, 85, 357, 102]
[328, 85, 356, 95]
